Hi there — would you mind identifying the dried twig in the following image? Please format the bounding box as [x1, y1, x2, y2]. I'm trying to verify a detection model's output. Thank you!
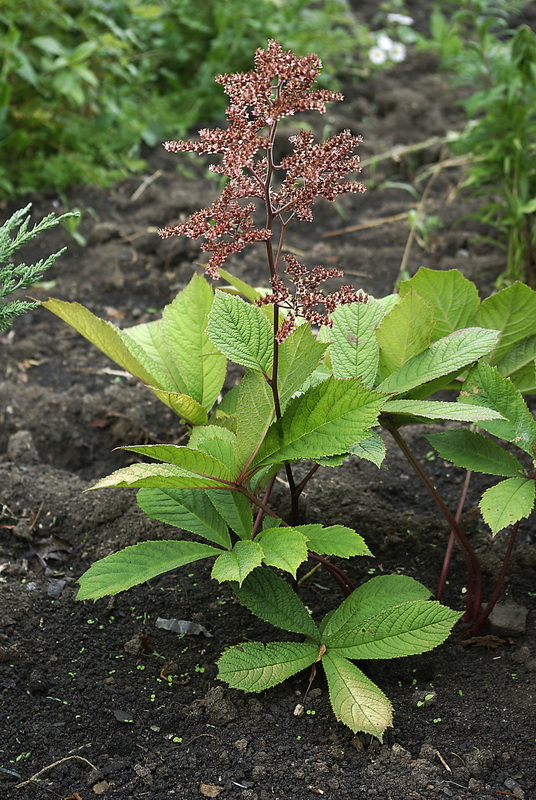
[15, 755, 97, 789]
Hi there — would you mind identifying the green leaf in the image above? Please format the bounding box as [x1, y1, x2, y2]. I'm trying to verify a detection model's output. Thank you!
[399, 267, 480, 340]
[189, 425, 237, 469]
[324, 599, 461, 659]
[207, 291, 273, 372]
[211, 540, 264, 585]
[495, 334, 536, 394]
[377, 328, 499, 395]
[376, 288, 434, 378]
[382, 398, 505, 423]
[206, 490, 253, 540]
[348, 432, 386, 467]
[426, 430, 525, 477]
[277, 325, 328, 411]
[76, 540, 220, 601]
[217, 640, 318, 692]
[42, 298, 168, 388]
[322, 652, 393, 739]
[234, 369, 275, 472]
[475, 282, 536, 365]
[328, 299, 384, 387]
[146, 387, 208, 426]
[234, 568, 319, 638]
[252, 378, 386, 469]
[90, 460, 233, 492]
[255, 527, 309, 577]
[299, 524, 372, 558]
[323, 575, 432, 640]
[161, 273, 227, 408]
[121, 444, 236, 481]
[459, 364, 536, 455]
[136, 488, 231, 549]
[480, 477, 536, 534]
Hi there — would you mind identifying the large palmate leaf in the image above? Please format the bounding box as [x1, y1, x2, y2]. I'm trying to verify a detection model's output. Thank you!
[42, 298, 169, 388]
[459, 364, 536, 455]
[189, 426, 238, 471]
[322, 651, 393, 739]
[348, 432, 387, 467]
[255, 527, 309, 577]
[322, 575, 432, 641]
[277, 324, 328, 411]
[426, 430, 525, 477]
[121, 444, 237, 481]
[136, 488, 231, 549]
[377, 328, 499, 395]
[206, 489, 253, 540]
[76, 540, 220, 601]
[211, 540, 264, 585]
[475, 281, 536, 365]
[399, 267, 480, 340]
[323, 599, 461, 659]
[327, 298, 384, 387]
[234, 568, 319, 638]
[480, 478, 536, 533]
[218, 640, 319, 692]
[207, 291, 273, 373]
[90, 454, 234, 492]
[376, 288, 434, 379]
[382, 398, 505, 424]
[252, 377, 386, 469]
[146, 387, 208, 426]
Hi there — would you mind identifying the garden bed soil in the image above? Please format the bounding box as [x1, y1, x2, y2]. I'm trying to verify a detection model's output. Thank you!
[1, 7, 535, 799]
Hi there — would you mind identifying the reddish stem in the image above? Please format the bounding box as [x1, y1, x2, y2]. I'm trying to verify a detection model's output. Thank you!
[437, 469, 472, 603]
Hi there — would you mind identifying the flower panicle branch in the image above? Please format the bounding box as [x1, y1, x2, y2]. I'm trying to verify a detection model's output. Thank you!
[158, 40, 365, 278]
[257, 254, 368, 342]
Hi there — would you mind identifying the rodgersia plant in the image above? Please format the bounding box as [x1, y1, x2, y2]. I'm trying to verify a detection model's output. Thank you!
[43, 41, 535, 738]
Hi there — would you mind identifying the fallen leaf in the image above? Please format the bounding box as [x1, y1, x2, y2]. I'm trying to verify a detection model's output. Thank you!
[156, 617, 212, 637]
[199, 783, 225, 797]
[93, 781, 113, 795]
[28, 534, 72, 573]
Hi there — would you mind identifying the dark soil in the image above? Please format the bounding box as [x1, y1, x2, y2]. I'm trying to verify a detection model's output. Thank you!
[1, 6, 535, 799]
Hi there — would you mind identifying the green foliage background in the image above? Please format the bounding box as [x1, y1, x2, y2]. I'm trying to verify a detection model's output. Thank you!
[0, 0, 360, 199]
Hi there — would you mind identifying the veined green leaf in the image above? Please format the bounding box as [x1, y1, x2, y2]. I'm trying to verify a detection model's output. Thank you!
[234, 369, 275, 472]
[480, 477, 536, 534]
[399, 267, 480, 340]
[348, 432, 386, 467]
[277, 325, 328, 411]
[42, 298, 168, 388]
[234, 568, 319, 638]
[328, 299, 384, 387]
[160, 273, 227, 408]
[382, 398, 505, 423]
[255, 527, 309, 576]
[90, 461, 233, 492]
[146, 387, 208, 426]
[459, 364, 536, 455]
[206, 490, 253, 540]
[322, 652, 393, 739]
[217, 640, 318, 692]
[189, 426, 237, 471]
[376, 288, 434, 379]
[211, 540, 264, 585]
[299, 524, 372, 558]
[124, 318, 187, 392]
[475, 281, 536, 364]
[324, 600, 461, 659]
[322, 575, 432, 642]
[252, 378, 386, 469]
[377, 328, 499, 395]
[495, 334, 536, 394]
[207, 291, 273, 372]
[76, 540, 220, 600]
[136, 488, 231, 549]
[120, 444, 236, 481]
[426, 430, 525, 477]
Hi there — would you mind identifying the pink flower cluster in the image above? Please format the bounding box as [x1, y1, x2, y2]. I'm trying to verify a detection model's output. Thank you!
[257, 255, 368, 342]
[159, 40, 365, 280]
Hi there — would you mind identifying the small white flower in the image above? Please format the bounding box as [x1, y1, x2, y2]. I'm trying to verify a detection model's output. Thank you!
[369, 46, 387, 65]
[389, 42, 407, 63]
[377, 33, 394, 52]
[387, 13, 414, 25]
